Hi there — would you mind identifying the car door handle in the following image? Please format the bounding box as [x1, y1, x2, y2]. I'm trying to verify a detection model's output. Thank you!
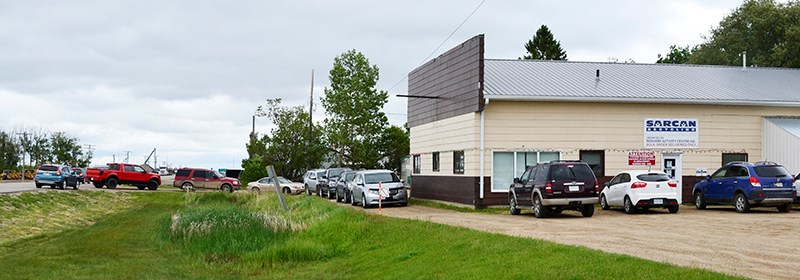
[733, 181, 738, 184]
[717, 182, 722, 184]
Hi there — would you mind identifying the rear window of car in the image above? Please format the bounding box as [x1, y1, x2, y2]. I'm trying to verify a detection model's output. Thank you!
[754, 166, 792, 178]
[39, 165, 58, 171]
[175, 169, 191, 177]
[549, 164, 595, 181]
[636, 173, 671, 182]
[328, 168, 348, 177]
[364, 173, 401, 184]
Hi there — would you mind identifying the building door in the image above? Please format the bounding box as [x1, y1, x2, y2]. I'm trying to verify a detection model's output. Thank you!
[662, 153, 682, 203]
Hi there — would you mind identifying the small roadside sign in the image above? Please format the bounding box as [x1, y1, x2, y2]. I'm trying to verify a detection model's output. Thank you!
[628, 151, 656, 166]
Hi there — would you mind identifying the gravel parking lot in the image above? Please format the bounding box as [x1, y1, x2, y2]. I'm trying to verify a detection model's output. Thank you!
[358, 203, 800, 280]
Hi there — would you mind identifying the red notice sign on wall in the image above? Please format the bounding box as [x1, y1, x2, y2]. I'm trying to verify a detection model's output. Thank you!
[628, 151, 656, 166]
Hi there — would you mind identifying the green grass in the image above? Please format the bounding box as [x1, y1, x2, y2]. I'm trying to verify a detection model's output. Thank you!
[409, 197, 509, 214]
[0, 192, 742, 279]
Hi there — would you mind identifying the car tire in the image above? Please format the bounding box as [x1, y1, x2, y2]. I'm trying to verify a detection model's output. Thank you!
[734, 193, 750, 213]
[580, 204, 594, 217]
[362, 194, 371, 209]
[668, 205, 679, 213]
[351, 192, 358, 206]
[328, 189, 335, 199]
[305, 185, 311, 196]
[345, 190, 352, 204]
[57, 181, 65, 189]
[251, 187, 260, 194]
[182, 182, 193, 192]
[35, 183, 42, 189]
[221, 184, 233, 193]
[777, 203, 791, 213]
[623, 196, 636, 214]
[600, 195, 610, 210]
[147, 180, 158, 191]
[282, 187, 291, 195]
[137, 186, 146, 190]
[106, 178, 118, 189]
[317, 187, 322, 197]
[509, 194, 521, 215]
[335, 190, 342, 202]
[533, 195, 549, 218]
[694, 191, 707, 209]
[93, 182, 104, 189]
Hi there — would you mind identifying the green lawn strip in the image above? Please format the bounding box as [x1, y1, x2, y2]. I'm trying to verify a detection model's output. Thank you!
[409, 198, 508, 214]
[0, 192, 743, 279]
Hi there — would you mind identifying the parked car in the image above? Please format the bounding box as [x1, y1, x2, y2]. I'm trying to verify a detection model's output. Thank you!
[334, 171, 357, 203]
[509, 160, 599, 218]
[172, 168, 240, 192]
[247, 176, 304, 194]
[86, 163, 161, 190]
[320, 167, 352, 199]
[795, 172, 800, 204]
[600, 170, 680, 214]
[303, 169, 326, 196]
[71, 167, 86, 184]
[352, 169, 408, 208]
[692, 161, 795, 213]
[34, 164, 79, 189]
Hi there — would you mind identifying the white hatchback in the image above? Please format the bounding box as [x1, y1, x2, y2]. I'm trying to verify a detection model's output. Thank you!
[600, 170, 680, 214]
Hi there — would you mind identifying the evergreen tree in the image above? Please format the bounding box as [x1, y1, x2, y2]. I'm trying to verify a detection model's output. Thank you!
[523, 25, 567, 60]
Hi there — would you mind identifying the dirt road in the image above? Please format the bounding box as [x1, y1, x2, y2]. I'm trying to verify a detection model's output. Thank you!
[359, 204, 800, 280]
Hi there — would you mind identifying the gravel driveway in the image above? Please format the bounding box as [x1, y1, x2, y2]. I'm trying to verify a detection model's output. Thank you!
[357, 204, 800, 280]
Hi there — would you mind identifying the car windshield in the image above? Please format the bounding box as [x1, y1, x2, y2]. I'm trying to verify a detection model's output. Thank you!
[345, 172, 356, 182]
[754, 166, 792, 178]
[329, 168, 347, 177]
[214, 171, 225, 178]
[278, 177, 292, 184]
[636, 173, 671, 182]
[39, 165, 58, 172]
[364, 172, 401, 184]
[550, 164, 595, 181]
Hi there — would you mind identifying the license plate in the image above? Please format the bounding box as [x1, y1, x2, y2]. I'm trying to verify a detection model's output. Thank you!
[569, 186, 579, 192]
[653, 199, 663, 204]
[775, 182, 783, 187]
[40, 180, 53, 184]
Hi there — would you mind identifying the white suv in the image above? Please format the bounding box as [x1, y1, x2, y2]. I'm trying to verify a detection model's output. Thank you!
[303, 169, 326, 196]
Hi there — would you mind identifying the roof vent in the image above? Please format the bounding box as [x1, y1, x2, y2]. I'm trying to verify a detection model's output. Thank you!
[741, 51, 747, 71]
[596, 69, 600, 78]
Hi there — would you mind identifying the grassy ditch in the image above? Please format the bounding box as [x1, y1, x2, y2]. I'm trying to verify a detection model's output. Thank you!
[0, 192, 741, 279]
[0, 191, 135, 247]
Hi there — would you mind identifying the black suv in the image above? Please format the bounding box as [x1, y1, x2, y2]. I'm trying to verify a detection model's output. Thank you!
[320, 167, 351, 199]
[509, 160, 599, 218]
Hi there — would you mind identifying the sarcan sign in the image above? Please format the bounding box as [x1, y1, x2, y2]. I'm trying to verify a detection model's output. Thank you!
[628, 151, 656, 166]
[644, 118, 698, 148]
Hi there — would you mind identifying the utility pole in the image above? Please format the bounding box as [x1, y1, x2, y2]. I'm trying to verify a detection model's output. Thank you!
[83, 144, 95, 166]
[308, 69, 314, 170]
[124, 151, 131, 163]
[15, 132, 25, 181]
[154, 148, 157, 169]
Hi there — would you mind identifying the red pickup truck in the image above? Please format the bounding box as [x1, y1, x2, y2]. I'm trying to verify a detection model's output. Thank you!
[86, 163, 162, 190]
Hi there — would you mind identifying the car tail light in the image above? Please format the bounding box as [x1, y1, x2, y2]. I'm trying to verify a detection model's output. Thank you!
[667, 181, 677, 188]
[56, 170, 61, 176]
[545, 183, 552, 193]
[594, 181, 599, 192]
[631, 182, 647, 189]
[749, 177, 761, 187]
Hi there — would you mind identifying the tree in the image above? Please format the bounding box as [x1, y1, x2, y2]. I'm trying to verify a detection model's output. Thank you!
[0, 131, 20, 170]
[322, 49, 389, 169]
[656, 45, 693, 64]
[688, 0, 800, 67]
[50, 132, 90, 167]
[380, 124, 409, 172]
[523, 25, 567, 60]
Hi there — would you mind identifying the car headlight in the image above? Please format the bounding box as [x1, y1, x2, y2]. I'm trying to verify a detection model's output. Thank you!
[368, 190, 379, 195]
[233, 180, 240, 185]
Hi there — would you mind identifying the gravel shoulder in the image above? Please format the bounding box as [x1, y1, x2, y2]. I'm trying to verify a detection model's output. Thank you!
[358, 204, 800, 280]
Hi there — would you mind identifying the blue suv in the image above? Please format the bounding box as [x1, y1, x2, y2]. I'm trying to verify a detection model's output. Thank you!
[693, 162, 796, 213]
[34, 164, 79, 189]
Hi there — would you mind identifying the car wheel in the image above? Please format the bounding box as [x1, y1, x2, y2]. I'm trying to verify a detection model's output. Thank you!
[533, 195, 549, 218]
[509, 194, 521, 215]
[600, 195, 610, 210]
[317, 187, 322, 197]
[351, 192, 358, 206]
[668, 205, 679, 213]
[777, 203, 791, 213]
[306, 185, 311, 195]
[345, 190, 352, 204]
[58, 181, 65, 189]
[35, 183, 42, 189]
[93, 182, 104, 189]
[282, 187, 290, 195]
[581, 204, 594, 217]
[221, 184, 233, 193]
[182, 182, 193, 192]
[335, 190, 342, 202]
[106, 178, 118, 189]
[362, 194, 371, 209]
[328, 189, 335, 199]
[251, 187, 260, 194]
[623, 196, 636, 214]
[137, 185, 146, 190]
[734, 193, 750, 213]
[147, 180, 158, 190]
[694, 191, 707, 209]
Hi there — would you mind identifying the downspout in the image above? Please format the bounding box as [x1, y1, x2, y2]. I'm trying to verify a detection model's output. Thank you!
[479, 97, 489, 200]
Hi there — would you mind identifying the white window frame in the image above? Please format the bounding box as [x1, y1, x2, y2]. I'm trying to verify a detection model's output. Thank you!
[490, 150, 561, 193]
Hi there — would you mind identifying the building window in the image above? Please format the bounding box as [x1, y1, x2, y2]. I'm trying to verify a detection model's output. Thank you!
[453, 150, 465, 174]
[432, 152, 440, 172]
[491, 151, 561, 192]
[580, 150, 605, 177]
[413, 155, 421, 174]
[722, 153, 748, 165]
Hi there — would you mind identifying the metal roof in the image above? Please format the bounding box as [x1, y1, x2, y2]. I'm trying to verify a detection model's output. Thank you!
[483, 59, 800, 106]
[766, 118, 800, 138]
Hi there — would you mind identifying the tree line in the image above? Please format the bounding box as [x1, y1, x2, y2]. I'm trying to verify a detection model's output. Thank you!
[0, 127, 92, 170]
[240, 50, 409, 184]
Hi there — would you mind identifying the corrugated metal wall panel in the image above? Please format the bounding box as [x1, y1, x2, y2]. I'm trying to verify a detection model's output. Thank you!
[763, 118, 800, 175]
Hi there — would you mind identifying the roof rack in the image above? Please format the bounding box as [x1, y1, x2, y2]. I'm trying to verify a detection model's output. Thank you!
[549, 160, 584, 163]
[753, 160, 780, 166]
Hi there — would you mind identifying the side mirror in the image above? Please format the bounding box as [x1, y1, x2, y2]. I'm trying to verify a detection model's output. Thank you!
[603, 182, 610, 187]
[705, 175, 712, 181]
[513, 178, 520, 184]
[213, 175, 219, 179]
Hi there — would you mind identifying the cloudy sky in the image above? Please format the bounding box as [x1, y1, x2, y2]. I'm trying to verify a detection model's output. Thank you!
[0, 0, 744, 169]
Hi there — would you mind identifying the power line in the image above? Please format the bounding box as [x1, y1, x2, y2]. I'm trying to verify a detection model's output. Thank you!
[387, 0, 488, 93]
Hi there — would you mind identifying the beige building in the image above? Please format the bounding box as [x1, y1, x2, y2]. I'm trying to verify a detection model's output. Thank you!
[407, 35, 800, 207]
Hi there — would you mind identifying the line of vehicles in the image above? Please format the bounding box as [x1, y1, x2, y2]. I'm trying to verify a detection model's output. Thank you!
[302, 168, 409, 208]
[509, 160, 799, 218]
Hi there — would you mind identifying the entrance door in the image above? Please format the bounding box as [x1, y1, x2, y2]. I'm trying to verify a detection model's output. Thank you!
[662, 153, 683, 203]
